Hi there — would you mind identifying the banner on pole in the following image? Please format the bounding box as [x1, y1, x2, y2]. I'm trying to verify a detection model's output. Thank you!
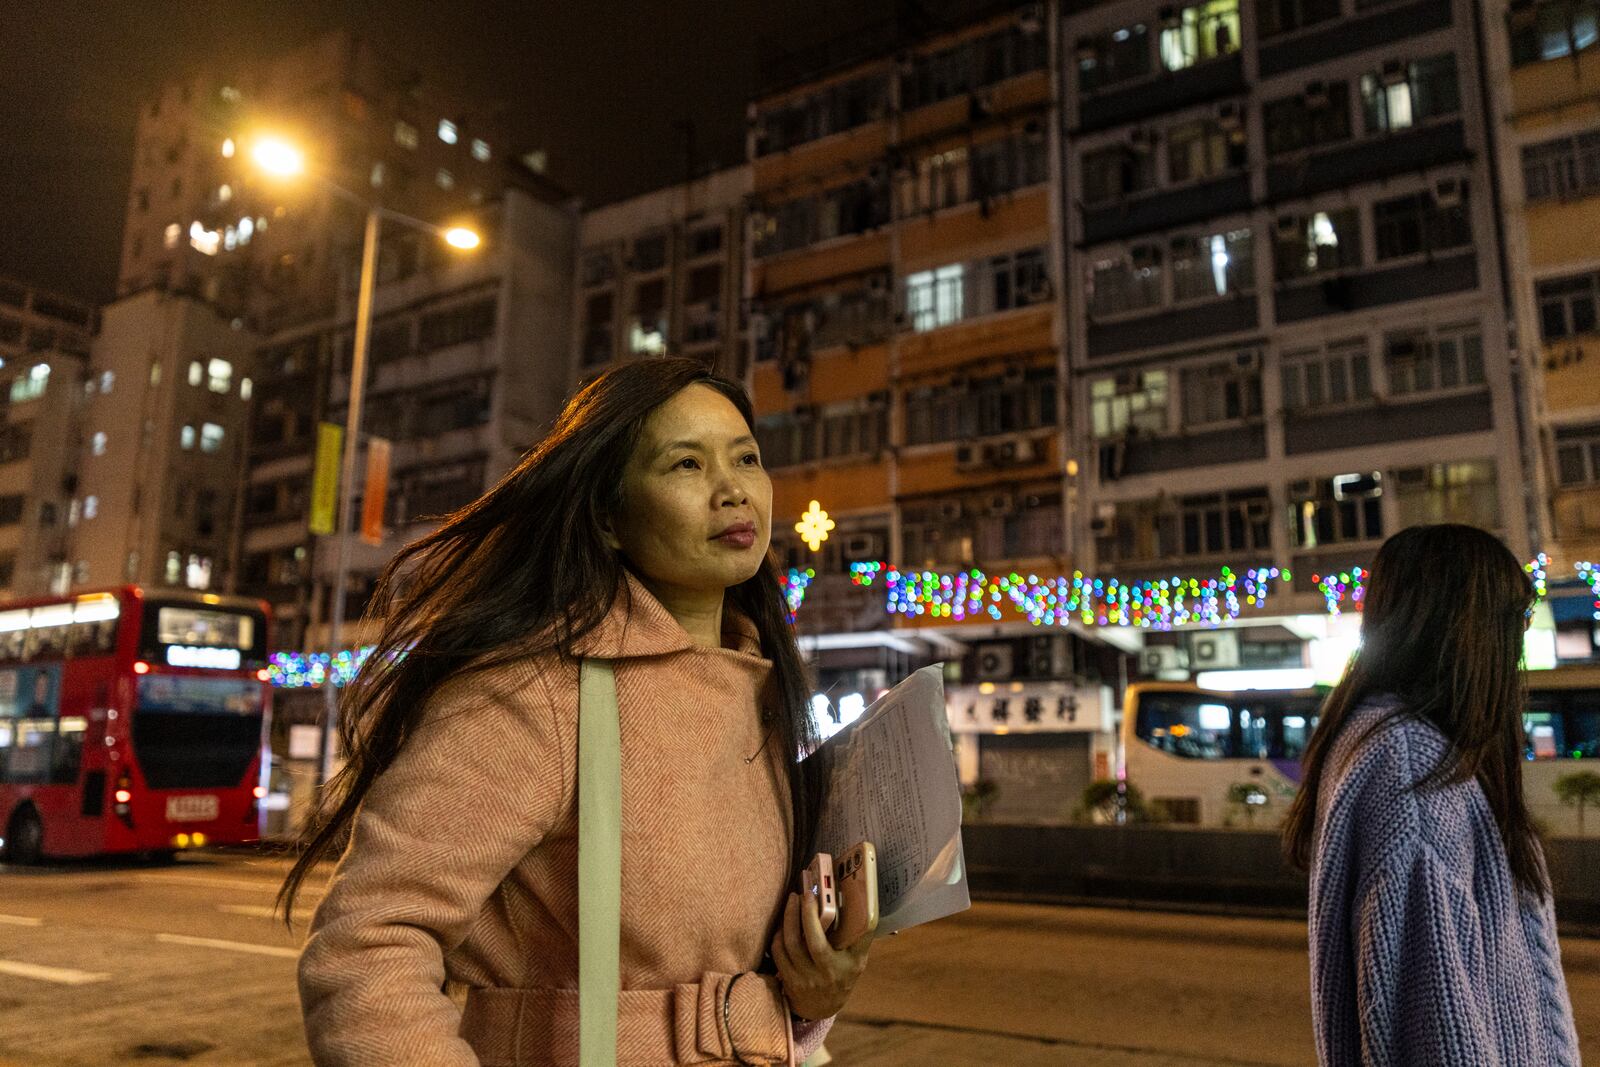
[310, 422, 343, 536]
[360, 435, 391, 546]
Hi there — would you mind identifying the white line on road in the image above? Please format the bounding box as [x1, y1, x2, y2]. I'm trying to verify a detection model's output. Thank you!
[216, 904, 279, 919]
[0, 914, 43, 927]
[154, 933, 299, 959]
[137, 873, 324, 896]
[0, 959, 110, 985]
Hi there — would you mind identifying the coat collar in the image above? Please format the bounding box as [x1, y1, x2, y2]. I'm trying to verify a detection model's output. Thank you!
[566, 568, 764, 660]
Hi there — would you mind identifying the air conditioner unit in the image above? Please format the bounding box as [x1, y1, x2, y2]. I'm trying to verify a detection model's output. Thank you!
[975, 642, 1015, 681]
[1381, 59, 1407, 86]
[1332, 471, 1383, 500]
[1434, 177, 1464, 208]
[1076, 38, 1098, 65]
[1216, 101, 1244, 130]
[1003, 364, 1027, 384]
[1158, 5, 1180, 27]
[1024, 277, 1054, 302]
[1289, 478, 1315, 497]
[1243, 498, 1272, 523]
[1029, 634, 1067, 678]
[1017, 2, 1045, 34]
[991, 439, 1020, 465]
[1139, 644, 1186, 677]
[1127, 126, 1155, 149]
[956, 444, 983, 470]
[1304, 80, 1330, 109]
[1089, 515, 1115, 537]
[866, 272, 889, 293]
[1275, 214, 1301, 238]
[1187, 629, 1240, 670]
[1130, 245, 1160, 269]
[986, 491, 1016, 516]
[842, 532, 885, 560]
[936, 500, 964, 522]
[1235, 348, 1261, 371]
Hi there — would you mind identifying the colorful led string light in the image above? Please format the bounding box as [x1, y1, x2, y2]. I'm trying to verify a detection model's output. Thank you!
[1576, 561, 1600, 620]
[781, 567, 817, 621]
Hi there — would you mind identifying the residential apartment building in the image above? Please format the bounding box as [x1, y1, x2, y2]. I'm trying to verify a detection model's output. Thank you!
[1060, 0, 1533, 637]
[746, 3, 1125, 819]
[70, 290, 258, 597]
[118, 29, 514, 331]
[1487, 0, 1600, 659]
[574, 166, 752, 382]
[0, 280, 98, 597]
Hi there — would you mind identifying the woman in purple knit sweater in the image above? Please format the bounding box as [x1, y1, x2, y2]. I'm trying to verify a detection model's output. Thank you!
[1283, 524, 1581, 1066]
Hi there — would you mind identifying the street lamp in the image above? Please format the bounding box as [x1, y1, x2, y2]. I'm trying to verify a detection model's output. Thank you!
[247, 134, 481, 793]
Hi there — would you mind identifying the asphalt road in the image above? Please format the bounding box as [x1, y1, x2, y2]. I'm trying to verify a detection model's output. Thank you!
[0, 851, 1595, 1066]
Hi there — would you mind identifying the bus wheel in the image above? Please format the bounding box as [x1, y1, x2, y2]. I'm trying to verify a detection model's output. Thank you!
[4, 807, 43, 866]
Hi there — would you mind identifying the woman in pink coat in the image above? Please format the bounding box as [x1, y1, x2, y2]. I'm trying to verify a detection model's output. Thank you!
[281, 357, 870, 1065]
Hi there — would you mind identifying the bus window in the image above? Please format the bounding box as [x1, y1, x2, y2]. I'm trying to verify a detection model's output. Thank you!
[1239, 709, 1269, 760]
[1136, 692, 1235, 758]
[134, 674, 263, 789]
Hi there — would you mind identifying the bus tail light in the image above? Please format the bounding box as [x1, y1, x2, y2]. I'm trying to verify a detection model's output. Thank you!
[113, 771, 134, 828]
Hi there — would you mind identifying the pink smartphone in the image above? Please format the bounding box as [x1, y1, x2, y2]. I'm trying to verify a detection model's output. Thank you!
[829, 841, 879, 949]
[801, 852, 839, 930]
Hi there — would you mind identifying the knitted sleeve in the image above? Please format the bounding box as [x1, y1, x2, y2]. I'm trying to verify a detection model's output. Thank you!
[1352, 844, 1498, 1067]
[298, 659, 570, 1067]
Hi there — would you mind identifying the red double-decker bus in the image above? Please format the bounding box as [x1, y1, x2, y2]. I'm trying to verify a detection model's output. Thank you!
[0, 586, 271, 864]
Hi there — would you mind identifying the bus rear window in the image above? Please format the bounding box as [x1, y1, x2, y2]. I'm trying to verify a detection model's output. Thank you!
[1136, 693, 1236, 758]
[137, 675, 260, 715]
[157, 607, 254, 650]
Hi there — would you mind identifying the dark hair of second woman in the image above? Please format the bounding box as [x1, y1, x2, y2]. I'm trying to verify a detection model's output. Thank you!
[278, 357, 826, 924]
[1282, 523, 1547, 896]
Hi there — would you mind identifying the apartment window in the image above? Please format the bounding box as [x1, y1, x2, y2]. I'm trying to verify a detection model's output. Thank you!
[1555, 424, 1600, 485]
[686, 264, 722, 305]
[1177, 488, 1272, 557]
[10, 364, 49, 403]
[1171, 228, 1255, 301]
[1166, 118, 1246, 184]
[240, 377, 252, 401]
[1360, 54, 1459, 133]
[1257, 0, 1341, 37]
[906, 265, 965, 332]
[972, 132, 1048, 198]
[1263, 83, 1352, 156]
[185, 555, 212, 591]
[904, 367, 1057, 445]
[1373, 186, 1471, 260]
[1384, 325, 1485, 396]
[0, 424, 32, 464]
[990, 248, 1050, 311]
[1282, 340, 1373, 410]
[207, 358, 232, 394]
[1082, 143, 1157, 203]
[1273, 208, 1362, 280]
[1078, 23, 1152, 91]
[438, 119, 458, 144]
[1091, 371, 1169, 438]
[901, 147, 971, 214]
[91, 432, 107, 456]
[687, 226, 723, 258]
[632, 233, 668, 273]
[752, 72, 890, 155]
[1089, 244, 1163, 316]
[419, 298, 497, 352]
[164, 223, 181, 249]
[436, 169, 454, 190]
[1537, 271, 1600, 340]
[630, 279, 667, 354]
[100, 370, 114, 394]
[0, 495, 23, 527]
[900, 24, 1048, 109]
[1510, 0, 1600, 65]
[1522, 130, 1600, 202]
[180, 425, 195, 451]
[200, 423, 224, 453]
[1181, 354, 1263, 427]
[1394, 460, 1498, 528]
[583, 292, 615, 365]
[84, 496, 98, 520]
[471, 138, 491, 162]
[1291, 473, 1384, 548]
[188, 361, 202, 387]
[819, 405, 888, 461]
[1159, 0, 1242, 71]
[395, 122, 419, 149]
[582, 249, 617, 288]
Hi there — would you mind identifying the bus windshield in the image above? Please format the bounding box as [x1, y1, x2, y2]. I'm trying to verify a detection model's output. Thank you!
[133, 675, 263, 789]
[1135, 690, 1323, 760]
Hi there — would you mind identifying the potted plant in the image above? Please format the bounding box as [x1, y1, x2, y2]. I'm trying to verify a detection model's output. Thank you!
[1554, 771, 1600, 836]
[1226, 782, 1269, 827]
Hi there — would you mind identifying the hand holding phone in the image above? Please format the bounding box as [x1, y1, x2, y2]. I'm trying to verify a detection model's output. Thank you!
[828, 841, 879, 949]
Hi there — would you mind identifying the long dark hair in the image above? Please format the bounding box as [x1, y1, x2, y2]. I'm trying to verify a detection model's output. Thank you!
[1282, 523, 1547, 896]
[279, 357, 825, 924]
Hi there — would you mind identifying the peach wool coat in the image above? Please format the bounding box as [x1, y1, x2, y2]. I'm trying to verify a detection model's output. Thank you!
[297, 570, 831, 1066]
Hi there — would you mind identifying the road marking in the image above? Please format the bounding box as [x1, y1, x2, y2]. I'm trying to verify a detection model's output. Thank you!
[155, 933, 299, 959]
[0, 959, 110, 985]
[216, 904, 279, 919]
[137, 873, 324, 897]
[0, 914, 43, 927]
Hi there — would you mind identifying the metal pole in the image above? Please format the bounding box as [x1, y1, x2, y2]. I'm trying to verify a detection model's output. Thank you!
[317, 203, 381, 793]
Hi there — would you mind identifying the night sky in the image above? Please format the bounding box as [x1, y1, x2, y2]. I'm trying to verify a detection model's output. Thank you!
[0, 1, 898, 304]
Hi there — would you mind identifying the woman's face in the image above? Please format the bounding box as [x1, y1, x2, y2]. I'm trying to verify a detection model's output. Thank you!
[604, 383, 773, 596]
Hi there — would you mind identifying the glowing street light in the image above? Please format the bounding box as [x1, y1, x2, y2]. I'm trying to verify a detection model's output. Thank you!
[444, 226, 481, 250]
[251, 137, 304, 178]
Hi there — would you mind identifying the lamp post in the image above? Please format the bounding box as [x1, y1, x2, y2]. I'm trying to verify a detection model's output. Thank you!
[249, 137, 480, 794]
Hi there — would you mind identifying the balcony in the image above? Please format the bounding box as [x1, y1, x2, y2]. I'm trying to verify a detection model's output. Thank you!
[1082, 173, 1252, 245]
[1265, 120, 1469, 204]
[1086, 296, 1260, 360]
[1272, 250, 1478, 324]
[1282, 390, 1492, 454]
[1257, 0, 1452, 77]
[1078, 53, 1247, 134]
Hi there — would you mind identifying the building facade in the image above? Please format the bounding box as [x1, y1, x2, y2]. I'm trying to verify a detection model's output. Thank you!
[118, 30, 514, 331]
[1487, 0, 1600, 659]
[573, 166, 752, 382]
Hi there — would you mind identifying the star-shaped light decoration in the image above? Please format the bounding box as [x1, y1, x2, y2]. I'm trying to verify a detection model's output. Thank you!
[795, 499, 835, 552]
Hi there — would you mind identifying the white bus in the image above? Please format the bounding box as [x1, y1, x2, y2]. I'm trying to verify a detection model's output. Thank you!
[1121, 669, 1600, 834]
